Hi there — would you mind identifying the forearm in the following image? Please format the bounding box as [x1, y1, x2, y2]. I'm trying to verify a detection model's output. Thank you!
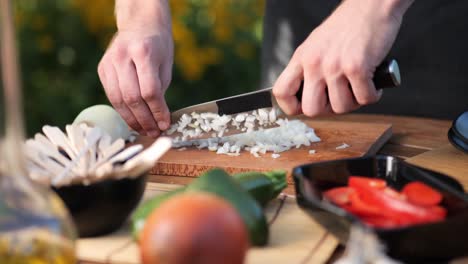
[380, 0, 415, 19]
[340, 0, 414, 21]
[115, 0, 171, 32]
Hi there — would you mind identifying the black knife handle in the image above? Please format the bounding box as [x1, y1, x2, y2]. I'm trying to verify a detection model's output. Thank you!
[295, 59, 401, 101]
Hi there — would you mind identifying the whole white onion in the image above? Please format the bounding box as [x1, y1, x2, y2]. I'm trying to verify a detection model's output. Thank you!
[73, 104, 131, 142]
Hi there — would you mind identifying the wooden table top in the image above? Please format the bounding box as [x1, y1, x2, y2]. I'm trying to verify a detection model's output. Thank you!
[80, 114, 467, 264]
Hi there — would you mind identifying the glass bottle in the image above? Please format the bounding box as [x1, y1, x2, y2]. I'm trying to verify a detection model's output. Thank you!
[0, 0, 77, 262]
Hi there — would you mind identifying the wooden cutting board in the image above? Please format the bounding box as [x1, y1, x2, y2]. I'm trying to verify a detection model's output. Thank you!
[143, 118, 392, 183]
[77, 183, 339, 264]
[407, 144, 468, 192]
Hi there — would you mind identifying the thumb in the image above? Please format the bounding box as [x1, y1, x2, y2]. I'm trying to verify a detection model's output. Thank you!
[272, 58, 303, 115]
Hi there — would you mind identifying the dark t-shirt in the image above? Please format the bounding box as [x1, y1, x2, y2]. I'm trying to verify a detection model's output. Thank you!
[261, 0, 467, 119]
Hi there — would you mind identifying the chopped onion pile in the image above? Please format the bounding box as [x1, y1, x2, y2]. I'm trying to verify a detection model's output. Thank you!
[166, 108, 280, 140]
[166, 108, 321, 157]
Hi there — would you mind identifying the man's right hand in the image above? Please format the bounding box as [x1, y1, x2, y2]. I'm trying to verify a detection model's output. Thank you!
[98, 0, 173, 138]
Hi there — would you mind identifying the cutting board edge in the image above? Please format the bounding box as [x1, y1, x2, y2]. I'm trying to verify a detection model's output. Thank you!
[150, 121, 394, 183]
[364, 124, 393, 156]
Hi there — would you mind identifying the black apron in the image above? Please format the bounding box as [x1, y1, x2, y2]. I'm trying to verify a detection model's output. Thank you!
[261, 0, 468, 119]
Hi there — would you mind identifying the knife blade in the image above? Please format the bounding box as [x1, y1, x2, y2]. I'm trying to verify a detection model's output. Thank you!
[169, 59, 400, 140]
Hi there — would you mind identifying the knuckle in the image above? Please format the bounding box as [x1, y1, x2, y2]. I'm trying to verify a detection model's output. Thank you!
[141, 89, 158, 102]
[293, 45, 305, 57]
[272, 87, 286, 99]
[111, 101, 125, 110]
[343, 59, 368, 79]
[295, 44, 320, 69]
[107, 93, 122, 105]
[356, 93, 378, 105]
[303, 55, 321, 70]
[151, 108, 168, 120]
[113, 45, 129, 61]
[149, 100, 169, 118]
[123, 93, 142, 107]
[322, 59, 341, 76]
[112, 106, 140, 131]
[130, 39, 152, 59]
[102, 87, 122, 104]
[272, 85, 291, 99]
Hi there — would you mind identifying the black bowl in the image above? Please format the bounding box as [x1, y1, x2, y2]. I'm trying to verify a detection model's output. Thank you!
[53, 174, 148, 237]
[293, 155, 468, 263]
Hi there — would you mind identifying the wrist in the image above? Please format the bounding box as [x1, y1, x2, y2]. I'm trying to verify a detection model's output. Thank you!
[379, 0, 414, 20]
[115, 0, 172, 33]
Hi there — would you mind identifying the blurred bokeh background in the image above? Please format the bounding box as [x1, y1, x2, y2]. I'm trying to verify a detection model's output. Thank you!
[13, 0, 265, 135]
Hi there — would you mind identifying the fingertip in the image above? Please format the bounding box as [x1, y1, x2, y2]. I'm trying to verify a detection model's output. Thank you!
[276, 97, 299, 116]
[155, 103, 171, 131]
[158, 120, 169, 131]
[147, 129, 161, 138]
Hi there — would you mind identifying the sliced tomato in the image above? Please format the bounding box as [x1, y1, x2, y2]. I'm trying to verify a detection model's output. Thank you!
[427, 205, 447, 220]
[402, 181, 443, 207]
[323, 187, 354, 205]
[346, 191, 381, 217]
[352, 181, 441, 223]
[349, 176, 386, 189]
[327, 178, 447, 229]
[383, 187, 407, 201]
[361, 216, 400, 229]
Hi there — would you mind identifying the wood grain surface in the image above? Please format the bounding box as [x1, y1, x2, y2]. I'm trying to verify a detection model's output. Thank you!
[315, 114, 452, 150]
[143, 119, 392, 183]
[407, 144, 468, 192]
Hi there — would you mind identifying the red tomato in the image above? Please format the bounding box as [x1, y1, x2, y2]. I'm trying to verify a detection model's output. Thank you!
[402, 181, 443, 207]
[323, 187, 354, 205]
[349, 176, 386, 189]
[140, 193, 249, 264]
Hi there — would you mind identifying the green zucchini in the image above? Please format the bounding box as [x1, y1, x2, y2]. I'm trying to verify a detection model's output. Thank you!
[233, 170, 287, 207]
[131, 187, 185, 238]
[186, 169, 269, 246]
[131, 170, 287, 241]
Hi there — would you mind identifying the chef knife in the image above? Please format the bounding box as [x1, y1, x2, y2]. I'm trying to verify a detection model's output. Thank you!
[169, 59, 400, 138]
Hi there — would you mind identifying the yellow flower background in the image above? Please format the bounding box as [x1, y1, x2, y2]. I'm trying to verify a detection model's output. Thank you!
[13, 0, 265, 135]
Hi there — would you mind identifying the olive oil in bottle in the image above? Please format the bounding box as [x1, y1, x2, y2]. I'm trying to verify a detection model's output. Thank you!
[0, 0, 77, 262]
[0, 226, 76, 263]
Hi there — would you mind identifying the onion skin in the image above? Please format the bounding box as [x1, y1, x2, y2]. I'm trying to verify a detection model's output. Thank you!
[73, 104, 131, 142]
[140, 193, 249, 264]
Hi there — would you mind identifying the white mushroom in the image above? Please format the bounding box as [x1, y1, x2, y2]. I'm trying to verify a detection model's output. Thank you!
[25, 123, 171, 187]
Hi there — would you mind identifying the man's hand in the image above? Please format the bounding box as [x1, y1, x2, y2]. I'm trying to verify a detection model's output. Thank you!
[273, 0, 414, 117]
[98, 0, 173, 137]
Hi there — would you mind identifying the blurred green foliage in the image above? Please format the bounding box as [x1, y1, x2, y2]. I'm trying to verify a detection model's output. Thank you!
[13, 0, 264, 136]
